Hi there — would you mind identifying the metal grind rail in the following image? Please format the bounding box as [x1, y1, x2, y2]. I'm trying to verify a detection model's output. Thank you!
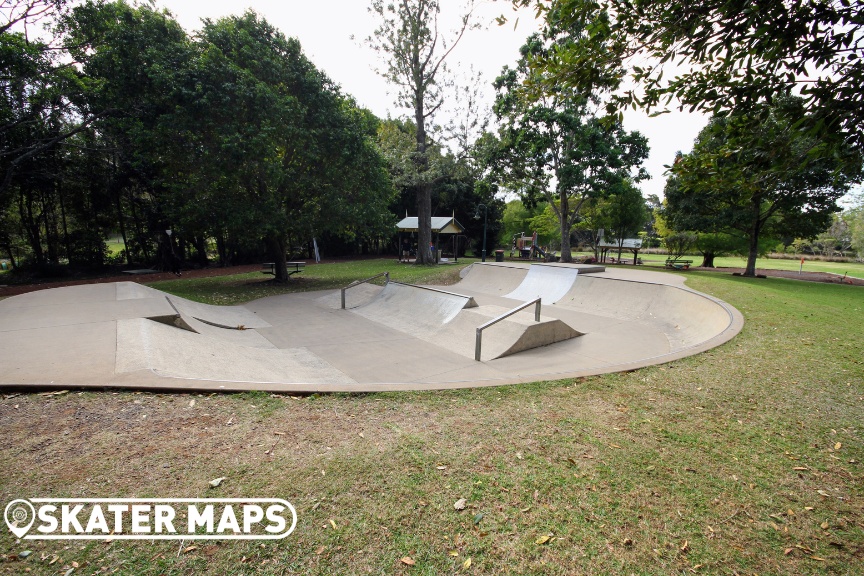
[341, 272, 390, 309]
[475, 297, 541, 361]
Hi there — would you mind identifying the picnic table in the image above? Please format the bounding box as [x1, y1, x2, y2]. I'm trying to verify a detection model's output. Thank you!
[261, 261, 305, 277]
[665, 258, 693, 270]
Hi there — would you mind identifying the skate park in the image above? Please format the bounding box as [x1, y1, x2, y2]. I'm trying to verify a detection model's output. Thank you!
[0, 262, 743, 392]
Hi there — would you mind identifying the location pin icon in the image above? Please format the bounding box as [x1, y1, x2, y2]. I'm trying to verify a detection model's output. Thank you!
[4, 499, 36, 538]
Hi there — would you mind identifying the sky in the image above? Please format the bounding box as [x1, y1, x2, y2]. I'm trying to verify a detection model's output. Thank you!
[165, 0, 710, 200]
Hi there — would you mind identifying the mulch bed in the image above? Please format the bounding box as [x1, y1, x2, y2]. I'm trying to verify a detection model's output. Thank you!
[691, 266, 864, 286]
[0, 263, 270, 298]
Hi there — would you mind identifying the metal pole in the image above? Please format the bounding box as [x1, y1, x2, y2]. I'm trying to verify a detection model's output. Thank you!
[482, 207, 487, 262]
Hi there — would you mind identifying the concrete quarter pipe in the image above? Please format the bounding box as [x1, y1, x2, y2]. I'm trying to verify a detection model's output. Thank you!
[0, 263, 743, 392]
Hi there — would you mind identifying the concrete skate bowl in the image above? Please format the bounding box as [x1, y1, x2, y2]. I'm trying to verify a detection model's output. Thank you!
[0, 265, 742, 393]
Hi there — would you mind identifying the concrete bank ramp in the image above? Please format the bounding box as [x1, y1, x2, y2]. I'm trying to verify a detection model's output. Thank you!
[455, 264, 528, 295]
[116, 318, 355, 385]
[350, 282, 477, 337]
[165, 295, 270, 329]
[315, 282, 383, 310]
[435, 306, 582, 361]
[504, 264, 580, 304]
[555, 275, 736, 349]
[349, 282, 581, 361]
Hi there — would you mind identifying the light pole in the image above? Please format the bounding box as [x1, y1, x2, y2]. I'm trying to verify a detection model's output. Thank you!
[474, 204, 487, 262]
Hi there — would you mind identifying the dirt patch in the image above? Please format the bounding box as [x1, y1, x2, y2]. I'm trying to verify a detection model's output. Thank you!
[692, 266, 864, 286]
[0, 263, 278, 298]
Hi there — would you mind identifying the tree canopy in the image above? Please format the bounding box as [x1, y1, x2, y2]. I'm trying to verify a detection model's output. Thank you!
[0, 1, 396, 277]
[491, 32, 649, 262]
[665, 96, 862, 276]
[368, 0, 476, 264]
[513, 0, 864, 149]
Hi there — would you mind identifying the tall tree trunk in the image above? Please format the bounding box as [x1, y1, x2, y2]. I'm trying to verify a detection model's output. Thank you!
[414, 87, 433, 265]
[701, 252, 715, 267]
[744, 200, 761, 277]
[265, 234, 289, 282]
[558, 193, 572, 262]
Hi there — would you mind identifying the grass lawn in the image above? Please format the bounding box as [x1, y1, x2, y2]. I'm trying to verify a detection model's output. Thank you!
[145, 258, 479, 305]
[634, 253, 864, 278]
[0, 266, 862, 575]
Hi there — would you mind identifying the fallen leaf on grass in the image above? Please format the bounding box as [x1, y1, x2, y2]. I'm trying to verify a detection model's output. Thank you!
[834, 442, 842, 450]
[400, 556, 415, 566]
[821, 521, 830, 530]
[329, 519, 337, 529]
[189, 399, 195, 407]
[462, 558, 471, 569]
[453, 499, 467, 511]
[520, 506, 531, 513]
[536, 534, 552, 545]
[209, 477, 226, 488]
[449, 550, 459, 557]
[680, 540, 690, 553]
[793, 466, 809, 471]
[183, 545, 197, 553]
[315, 546, 325, 555]
[473, 513, 484, 525]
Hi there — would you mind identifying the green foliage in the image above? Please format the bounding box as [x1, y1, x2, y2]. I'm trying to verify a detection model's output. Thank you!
[490, 30, 649, 262]
[1, 1, 397, 276]
[367, 0, 477, 264]
[848, 204, 864, 260]
[516, 0, 864, 150]
[666, 96, 862, 276]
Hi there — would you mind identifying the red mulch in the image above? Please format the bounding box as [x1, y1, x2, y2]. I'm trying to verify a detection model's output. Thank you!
[691, 266, 864, 286]
[0, 263, 270, 298]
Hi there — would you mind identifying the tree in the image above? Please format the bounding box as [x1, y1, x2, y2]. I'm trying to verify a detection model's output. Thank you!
[513, 0, 864, 150]
[849, 203, 864, 260]
[598, 179, 646, 262]
[666, 97, 862, 276]
[491, 33, 649, 262]
[368, 0, 476, 264]
[188, 12, 395, 280]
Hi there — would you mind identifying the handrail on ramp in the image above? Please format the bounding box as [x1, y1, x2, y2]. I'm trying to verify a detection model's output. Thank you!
[475, 297, 541, 361]
[341, 272, 390, 309]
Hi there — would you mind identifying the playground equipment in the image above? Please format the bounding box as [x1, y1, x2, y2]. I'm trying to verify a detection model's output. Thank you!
[511, 232, 558, 261]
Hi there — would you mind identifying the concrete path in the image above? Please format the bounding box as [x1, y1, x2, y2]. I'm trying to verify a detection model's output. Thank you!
[0, 263, 744, 392]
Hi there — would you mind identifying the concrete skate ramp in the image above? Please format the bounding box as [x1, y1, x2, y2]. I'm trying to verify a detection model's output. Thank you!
[116, 318, 354, 385]
[433, 306, 582, 361]
[165, 295, 270, 329]
[148, 312, 277, 348]
[504, 264, 580, 304]
[0, 268, 743, 392]
[554, 275, 735, 349]
[350, 282, 477, 337]
[315, 282, 383, 310]
[455, 264, 528, 295]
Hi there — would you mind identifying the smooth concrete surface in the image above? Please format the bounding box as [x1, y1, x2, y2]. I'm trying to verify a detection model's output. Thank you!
[0, 263, 744, 392]
[504, 264, 580, 304]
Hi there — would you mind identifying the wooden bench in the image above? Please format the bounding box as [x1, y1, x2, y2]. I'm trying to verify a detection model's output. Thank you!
[665, 258, 693, 270]
[261, 261, 305, 277]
